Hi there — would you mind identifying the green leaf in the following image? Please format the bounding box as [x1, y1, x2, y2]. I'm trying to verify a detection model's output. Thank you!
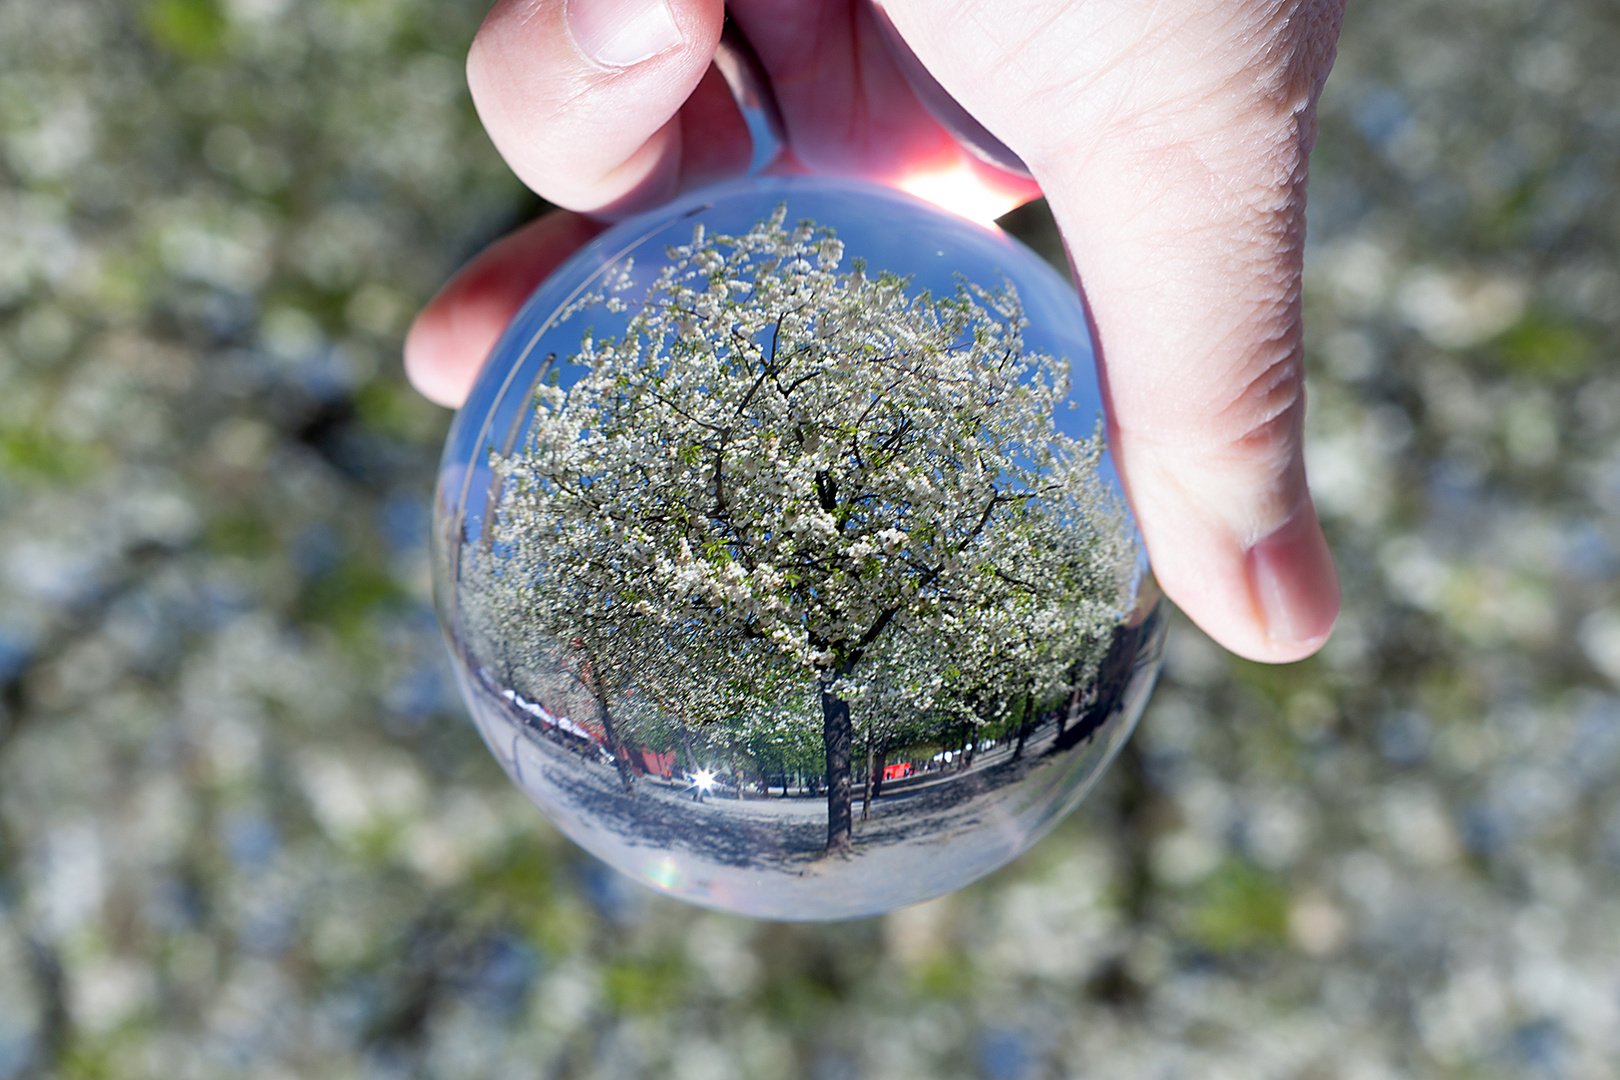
[1185, 859, 1289, 953]
[911, 951, 974, 999]
[355, 380, 450, 445]
[204, 510, 274, 557]
[299, 557, 407, 637]
[603, 952, 688, 1014]
[142, 0, 228, 59]
[0, 425, 102, 486]
[1490, 315, 1598, 382]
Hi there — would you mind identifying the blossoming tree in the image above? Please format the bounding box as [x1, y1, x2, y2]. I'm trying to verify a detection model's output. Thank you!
[466, 207, 1136, 855]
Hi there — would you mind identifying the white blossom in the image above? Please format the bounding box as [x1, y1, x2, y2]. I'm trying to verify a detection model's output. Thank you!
[459, 205, 1139, 842]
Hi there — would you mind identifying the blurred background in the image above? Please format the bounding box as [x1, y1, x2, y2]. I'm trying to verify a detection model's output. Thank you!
[2, 0, 1618, 1076]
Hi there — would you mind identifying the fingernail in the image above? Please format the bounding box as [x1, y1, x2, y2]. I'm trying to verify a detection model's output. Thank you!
[566, 0, 683, 69]
[1245, 505, 1340, 647]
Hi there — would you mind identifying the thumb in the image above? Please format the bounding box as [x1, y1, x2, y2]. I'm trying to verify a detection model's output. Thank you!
[1049, 8, 1344, 663]
[879, 0, 1344, 662]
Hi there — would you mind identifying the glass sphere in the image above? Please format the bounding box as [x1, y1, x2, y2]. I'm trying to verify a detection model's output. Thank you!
[433, 176, 1165, 921]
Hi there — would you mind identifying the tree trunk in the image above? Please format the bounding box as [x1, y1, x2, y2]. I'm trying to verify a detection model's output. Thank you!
[1059, 682, 1082, 736]
[820, 679, 855, 856]
[1014, 693, 1033, 760]
[589, 679, 635, 791]
[576, 641, 636, 791]
[871, 739, 890, 800]
[679, 723, 699, 777]
[861, 740, 875, 822]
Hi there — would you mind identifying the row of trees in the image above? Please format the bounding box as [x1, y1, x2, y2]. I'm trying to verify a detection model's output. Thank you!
[457, 206, 1139, 854]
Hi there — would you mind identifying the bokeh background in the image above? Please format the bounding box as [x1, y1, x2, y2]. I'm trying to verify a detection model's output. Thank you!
[3, 0, 1619, 1076]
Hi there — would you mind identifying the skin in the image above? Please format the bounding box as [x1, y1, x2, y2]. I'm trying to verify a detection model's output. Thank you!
[405, 0, 1345, 664]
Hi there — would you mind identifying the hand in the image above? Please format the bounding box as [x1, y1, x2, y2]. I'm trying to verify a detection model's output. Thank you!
[405, 0, 1344, 663]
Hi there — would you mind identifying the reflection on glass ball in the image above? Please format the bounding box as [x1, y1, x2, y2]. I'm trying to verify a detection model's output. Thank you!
[433, 176, 1165, 921]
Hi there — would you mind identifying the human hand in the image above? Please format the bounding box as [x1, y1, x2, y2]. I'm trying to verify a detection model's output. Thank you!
[405, 0, 1344, 664]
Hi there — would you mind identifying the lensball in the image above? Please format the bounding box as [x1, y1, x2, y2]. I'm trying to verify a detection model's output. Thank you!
[433, 176, 1165, 921]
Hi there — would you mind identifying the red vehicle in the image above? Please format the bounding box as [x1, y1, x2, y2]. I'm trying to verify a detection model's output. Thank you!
[883, 762, 914, 781]
[639, 749, 676, 778]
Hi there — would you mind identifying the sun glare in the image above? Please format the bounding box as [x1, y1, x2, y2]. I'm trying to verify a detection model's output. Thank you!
[892, 159, 1030, 227]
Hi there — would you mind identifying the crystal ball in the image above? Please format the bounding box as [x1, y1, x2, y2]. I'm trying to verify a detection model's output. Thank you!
[432, 176, 1165, 921]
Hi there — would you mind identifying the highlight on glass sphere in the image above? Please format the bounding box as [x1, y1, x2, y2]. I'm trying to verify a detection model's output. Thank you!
[432, 175, 1166, 921]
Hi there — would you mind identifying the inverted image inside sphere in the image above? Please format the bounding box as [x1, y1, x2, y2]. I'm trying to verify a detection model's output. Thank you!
[433, 176, 1166, 920]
